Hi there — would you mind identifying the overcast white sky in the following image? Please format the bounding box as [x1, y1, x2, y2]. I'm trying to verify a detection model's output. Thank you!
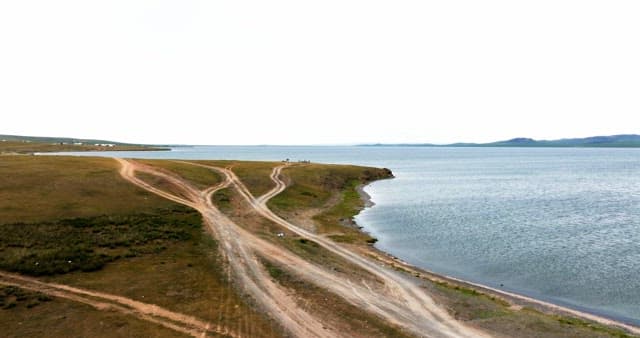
[1, 1, 639, 145]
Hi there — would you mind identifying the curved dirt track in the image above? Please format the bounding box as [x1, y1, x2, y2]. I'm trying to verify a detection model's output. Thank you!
[165, 160, 488, 338]
[187, 162, 489, 338]
[117, 158, 490, 337]
[0, 271, 229, 338]
[117, 159, 332, 338]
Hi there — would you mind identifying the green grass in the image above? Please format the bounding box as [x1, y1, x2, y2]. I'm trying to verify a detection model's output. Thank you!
[192, 160, 279, 197]
[137, 160, 222, 189]
[0, 155, 282, 337]
[211, 188, 232, 213]
[431, 280, 510, 320]
[314, 179, 371, 238]
[228, 162, 279, 197]
[551, 315, 634, 337]
[0, 286, 52, 310]
[50, 227, 281, 337]
[269, 163, 391, 214]
[0, 155, 174, 224]
[269, 164, 392, 244]
[0, 205, 199, 276]
[426, 279, 636, 338]
[208, 185, 379, 281]
[263, 260, 285, 280]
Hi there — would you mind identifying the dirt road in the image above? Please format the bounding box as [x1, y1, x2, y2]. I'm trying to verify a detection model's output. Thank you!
[203, 163, 489, 338]
[117, 159, 332, 337]
[118, 158, 489, 338]
[0, 271, 230, 338]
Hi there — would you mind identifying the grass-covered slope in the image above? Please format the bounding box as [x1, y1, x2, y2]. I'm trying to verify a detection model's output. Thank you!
[268, 163, 392, 244]
[0, 156, 175, 224]
[0, 155, 280, 337]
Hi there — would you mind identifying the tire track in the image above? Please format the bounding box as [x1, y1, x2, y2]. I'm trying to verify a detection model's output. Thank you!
[118, 159, 332, 338]
[0, 271, 232, 338]
[177, 160, 490, 338]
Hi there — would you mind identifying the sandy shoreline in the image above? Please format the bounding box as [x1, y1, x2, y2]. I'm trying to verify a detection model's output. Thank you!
[355, 181, 640, 336]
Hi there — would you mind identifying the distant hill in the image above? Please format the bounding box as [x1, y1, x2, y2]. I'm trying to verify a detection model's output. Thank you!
[361, 134, 640, 148]
[0, 134, 170, 153]
[0, 134, 142, 146]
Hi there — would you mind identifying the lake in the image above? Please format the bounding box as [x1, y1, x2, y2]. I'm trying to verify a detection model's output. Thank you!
[49, 146, 640, 325]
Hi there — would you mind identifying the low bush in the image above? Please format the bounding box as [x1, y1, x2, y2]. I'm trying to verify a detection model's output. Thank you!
[0, 286, 51, 310]
[0, 206, 201, 276]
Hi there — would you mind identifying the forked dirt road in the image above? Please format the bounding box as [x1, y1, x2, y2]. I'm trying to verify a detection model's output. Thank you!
[117, 159, 488, 337]
[190, 162, 489, 338]
[118, 159, 331, 337]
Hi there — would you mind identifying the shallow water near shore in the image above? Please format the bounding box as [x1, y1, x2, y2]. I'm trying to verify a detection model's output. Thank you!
[49, 146, 640, 325]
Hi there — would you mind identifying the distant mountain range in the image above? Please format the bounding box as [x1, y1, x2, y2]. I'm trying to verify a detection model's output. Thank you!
[361, 134, 640, 148]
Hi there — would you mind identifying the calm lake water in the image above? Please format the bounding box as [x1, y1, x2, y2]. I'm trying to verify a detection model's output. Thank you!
[51, 146, 640, 325]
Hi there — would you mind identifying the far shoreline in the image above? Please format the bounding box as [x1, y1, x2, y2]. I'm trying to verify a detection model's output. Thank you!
[354, 179, 640, 336]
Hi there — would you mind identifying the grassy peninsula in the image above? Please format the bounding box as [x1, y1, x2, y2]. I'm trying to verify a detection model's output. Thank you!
[0, 154, 637, 337]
